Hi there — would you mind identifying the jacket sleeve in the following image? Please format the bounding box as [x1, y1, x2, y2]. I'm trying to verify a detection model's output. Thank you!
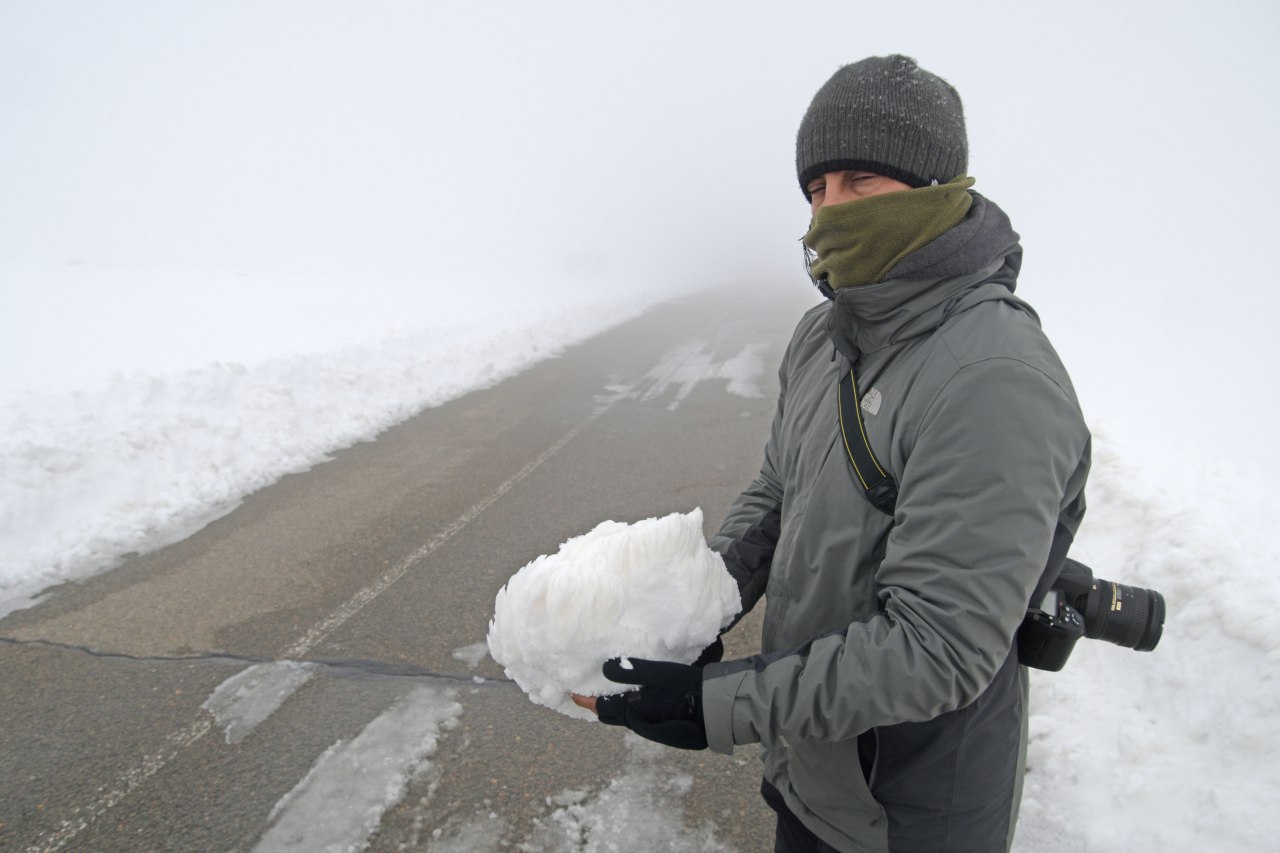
[702, 355, 1091, 753]
[708, 349, 788, 618]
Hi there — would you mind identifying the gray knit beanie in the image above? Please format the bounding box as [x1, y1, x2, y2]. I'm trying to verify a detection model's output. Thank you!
[796, 55, 967, 196]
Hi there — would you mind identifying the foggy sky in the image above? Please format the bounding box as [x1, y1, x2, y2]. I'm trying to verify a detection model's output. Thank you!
[2, 0, 1278, 479]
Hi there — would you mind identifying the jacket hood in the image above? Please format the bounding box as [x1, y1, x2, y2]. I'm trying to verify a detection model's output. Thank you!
[826, 193, 1028, 361]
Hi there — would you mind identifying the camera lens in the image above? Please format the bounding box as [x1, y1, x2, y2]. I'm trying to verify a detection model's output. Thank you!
[1080, 579, 1165, 652]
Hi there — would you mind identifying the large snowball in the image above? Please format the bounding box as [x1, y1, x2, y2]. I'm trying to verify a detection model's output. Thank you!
[486, 508, 741, 720]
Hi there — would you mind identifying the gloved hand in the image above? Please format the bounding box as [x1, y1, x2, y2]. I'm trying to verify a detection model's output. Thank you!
[595, 658, 707, 750]
[692, 636, 724, 667]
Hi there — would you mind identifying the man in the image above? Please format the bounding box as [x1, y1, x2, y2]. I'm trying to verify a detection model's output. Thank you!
[573, 55, 1090, 852]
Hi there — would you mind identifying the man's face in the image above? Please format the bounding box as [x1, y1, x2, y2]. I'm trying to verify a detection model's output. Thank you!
[806, 170, 912, 216]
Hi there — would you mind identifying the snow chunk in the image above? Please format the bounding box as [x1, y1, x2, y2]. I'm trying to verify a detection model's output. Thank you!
[486, 508, 740, 720]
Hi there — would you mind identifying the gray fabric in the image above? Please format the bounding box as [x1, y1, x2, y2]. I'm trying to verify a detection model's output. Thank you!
[701, 194, 1090, 852]
[796, 55, 968, 194]
[888, 192, 1020, 284]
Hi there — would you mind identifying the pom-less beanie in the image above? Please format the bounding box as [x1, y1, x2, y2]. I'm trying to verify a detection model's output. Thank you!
[796, 55, 968, 196]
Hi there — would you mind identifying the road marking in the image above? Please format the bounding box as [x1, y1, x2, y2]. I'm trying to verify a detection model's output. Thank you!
[25, 384, 626, 852]
[26, 718, 213, 853]
[281, 407, 608, 660]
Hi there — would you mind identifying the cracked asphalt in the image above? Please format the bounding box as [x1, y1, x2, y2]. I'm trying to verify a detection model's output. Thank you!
[0, 285, 814, 851]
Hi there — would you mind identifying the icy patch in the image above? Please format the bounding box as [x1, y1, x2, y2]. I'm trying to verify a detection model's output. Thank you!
[451, 641, 490, 670]
[718, 344, 767, 400]
[487, 508, 740, 720]
[427, 813, 509, 852]
[519, 736, 733, 852]
[641, 342, 766, 410]
[253, 686, 461, 852]
[202, 661, 317, 745]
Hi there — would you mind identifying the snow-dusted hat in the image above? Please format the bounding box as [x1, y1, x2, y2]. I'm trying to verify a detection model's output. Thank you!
[796, 54, 968, 196]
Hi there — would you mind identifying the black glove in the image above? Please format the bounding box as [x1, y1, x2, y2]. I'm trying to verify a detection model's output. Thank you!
[595, 658, 707, 750]
[692, 636, 724, 667]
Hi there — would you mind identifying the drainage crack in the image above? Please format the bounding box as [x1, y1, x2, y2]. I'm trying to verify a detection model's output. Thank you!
[0, 634, 514, 686]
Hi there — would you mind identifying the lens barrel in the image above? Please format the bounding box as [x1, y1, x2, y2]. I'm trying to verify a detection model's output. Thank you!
[1080, 579, 1165, 652]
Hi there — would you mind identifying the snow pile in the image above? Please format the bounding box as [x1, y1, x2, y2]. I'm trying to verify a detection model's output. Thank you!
[487, 508, 741, 720]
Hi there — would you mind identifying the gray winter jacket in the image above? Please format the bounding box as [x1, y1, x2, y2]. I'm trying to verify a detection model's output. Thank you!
[702, 194, 1091, 852]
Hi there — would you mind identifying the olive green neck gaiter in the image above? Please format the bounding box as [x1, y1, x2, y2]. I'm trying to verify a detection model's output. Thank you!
[803, 176, 976, 289]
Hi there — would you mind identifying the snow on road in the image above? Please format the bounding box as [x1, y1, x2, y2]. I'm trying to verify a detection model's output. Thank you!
[202, 661, 319, 745]
[253, 686, 462, 853]
[640, 340, 767, 411]
[512, 737, 734, 853]
[194, 650, 736, 852]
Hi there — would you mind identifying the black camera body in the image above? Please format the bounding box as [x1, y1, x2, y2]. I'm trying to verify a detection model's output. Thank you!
[1017, 558, 1166, 672]
[1017, 588, 1086, 672]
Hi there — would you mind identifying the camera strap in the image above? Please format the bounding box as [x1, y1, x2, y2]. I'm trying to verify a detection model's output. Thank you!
[837, 366, 898, 515]
[835, 361, 1092, 670]
[836, 365, 1073, 606]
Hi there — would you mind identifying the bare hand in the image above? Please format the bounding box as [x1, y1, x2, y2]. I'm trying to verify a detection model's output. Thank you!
[570, 693, 598, 715]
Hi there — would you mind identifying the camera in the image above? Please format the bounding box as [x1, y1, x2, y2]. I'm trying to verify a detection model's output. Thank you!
[1017, 558, 1166, 672]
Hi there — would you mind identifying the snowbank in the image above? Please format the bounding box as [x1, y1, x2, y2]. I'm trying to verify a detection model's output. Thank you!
[1015, 427, 1280, 852]
[0, 281, 675, 617]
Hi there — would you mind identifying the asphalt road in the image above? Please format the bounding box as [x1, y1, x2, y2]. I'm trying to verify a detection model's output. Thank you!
[0, 284, 817, 852]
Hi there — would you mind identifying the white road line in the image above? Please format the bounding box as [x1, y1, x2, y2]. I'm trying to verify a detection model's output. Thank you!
[26, 387, 625, 852]
[25, 718, 213, 853]
[280, 408, 606, 660]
